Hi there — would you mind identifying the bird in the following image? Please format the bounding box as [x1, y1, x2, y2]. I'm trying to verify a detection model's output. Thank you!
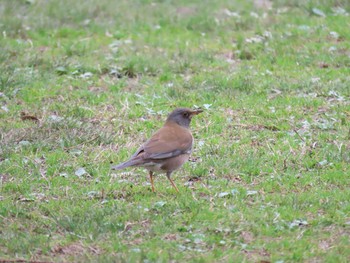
[111, 108, 203, 193]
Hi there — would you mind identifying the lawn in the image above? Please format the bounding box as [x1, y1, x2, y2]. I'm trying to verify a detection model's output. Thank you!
[1, 0, 350, 262]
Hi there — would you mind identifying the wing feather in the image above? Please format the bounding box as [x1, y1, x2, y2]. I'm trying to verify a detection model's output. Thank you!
[134, 124, 193, 160]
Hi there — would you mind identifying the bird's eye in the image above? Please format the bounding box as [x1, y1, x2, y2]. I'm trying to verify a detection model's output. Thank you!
[183, 112, 189, 118]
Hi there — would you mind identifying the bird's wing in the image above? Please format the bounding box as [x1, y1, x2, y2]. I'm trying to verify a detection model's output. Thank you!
[134, 124, 193, 160]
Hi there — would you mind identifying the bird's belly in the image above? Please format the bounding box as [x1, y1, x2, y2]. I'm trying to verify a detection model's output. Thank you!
[142, 162, 164, 172]
[159, 154, 190, 172]
[143, 154, 190, 173]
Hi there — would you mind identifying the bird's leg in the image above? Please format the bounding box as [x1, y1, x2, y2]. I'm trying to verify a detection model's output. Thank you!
[166, 172, 179, 193]
[149, 171, 155, 193]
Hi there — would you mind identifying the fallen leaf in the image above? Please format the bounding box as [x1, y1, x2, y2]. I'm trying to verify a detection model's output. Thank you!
[69, 149, 82, 156]
[56, 66, 68, 75]
[80, 72, 93, 79]
[332, 7, 348, 16]
[218, 192, 230, 198]
[19, 140, 31, 146]
[1, 106, 9, 112]
[203, 104, 212, 109]
[247, 190, 258, 196]
[329, 31, 339, 39]
[289, 219, 308, 228]
[20, 112, 39, 123]
[87, 191, 98, 197]
[312, 8, 326, 17]
[75, 167, 87, 177]
[48, 115, 64, 123]
[318, 62, 329, 68]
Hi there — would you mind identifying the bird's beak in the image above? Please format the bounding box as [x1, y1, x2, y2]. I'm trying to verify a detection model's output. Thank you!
[190, 109, 203, 115]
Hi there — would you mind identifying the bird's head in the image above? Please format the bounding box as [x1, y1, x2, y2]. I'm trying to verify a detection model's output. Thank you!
[166, 108, 203, 128]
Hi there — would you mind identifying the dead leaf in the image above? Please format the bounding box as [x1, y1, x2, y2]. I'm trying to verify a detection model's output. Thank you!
[312, 8, 326, 17]
[163, 233, 179, 241]
[20, 111, 39, 123]
[318, 62, 329, 68]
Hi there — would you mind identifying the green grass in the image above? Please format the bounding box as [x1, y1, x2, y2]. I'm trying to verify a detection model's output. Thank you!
[1, 0, 350, 262]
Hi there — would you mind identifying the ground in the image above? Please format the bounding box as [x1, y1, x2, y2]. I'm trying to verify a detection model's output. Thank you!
[0, 0, 350, 262]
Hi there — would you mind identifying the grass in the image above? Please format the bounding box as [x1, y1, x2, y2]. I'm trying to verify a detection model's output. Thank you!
[1, 0, 350, 262]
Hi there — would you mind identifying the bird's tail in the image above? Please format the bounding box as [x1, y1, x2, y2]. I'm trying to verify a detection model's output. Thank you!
[111, 159, 139, 170]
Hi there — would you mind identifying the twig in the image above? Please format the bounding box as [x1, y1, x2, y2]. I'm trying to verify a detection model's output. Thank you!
[293, 128, 305, 142]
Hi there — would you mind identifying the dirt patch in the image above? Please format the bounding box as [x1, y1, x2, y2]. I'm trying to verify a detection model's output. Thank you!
[0, 174, 10, 184]
[243, 248, 270, 262]
[253, 0, 272, 10]
[215, 52, 240, 71]
[88, 86, 109, 93]
[163, 233, 179, 241]
[52, 242, 101, 256]
[318, 240, 331, 251]
[122, 219, 151, 233]
[240, 231, 254, 244]
[176, 7, 197, 16]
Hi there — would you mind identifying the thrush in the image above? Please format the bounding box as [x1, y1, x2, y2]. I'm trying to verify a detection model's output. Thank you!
[111, 108, 203, 192]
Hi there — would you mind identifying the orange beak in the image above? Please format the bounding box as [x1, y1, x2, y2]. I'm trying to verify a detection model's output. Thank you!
[190, 109, 203, 115]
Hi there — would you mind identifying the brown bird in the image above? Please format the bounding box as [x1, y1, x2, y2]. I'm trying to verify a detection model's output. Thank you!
[111, 108, 203, 192]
